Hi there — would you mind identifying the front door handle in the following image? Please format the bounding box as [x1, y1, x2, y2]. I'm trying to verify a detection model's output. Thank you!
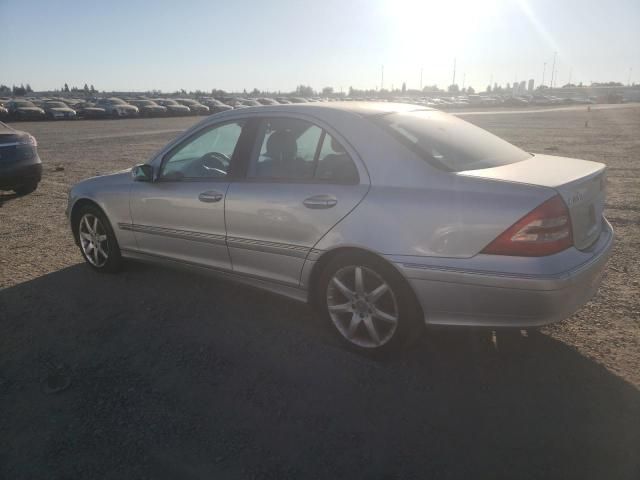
[303, 194, 337, 209]
[198, 191, 224, 203]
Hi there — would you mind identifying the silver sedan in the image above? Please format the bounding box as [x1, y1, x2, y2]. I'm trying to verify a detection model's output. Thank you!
[67, 102, 614, 353]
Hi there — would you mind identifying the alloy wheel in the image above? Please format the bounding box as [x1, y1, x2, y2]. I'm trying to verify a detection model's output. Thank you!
[326, 265, 399, 348]
[78, 213, 109, 267]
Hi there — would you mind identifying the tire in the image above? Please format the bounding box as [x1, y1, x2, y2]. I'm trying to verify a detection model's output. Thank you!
[14, 181, 38, 196]
[74, 205, 122, 273]
[317, 251, 423, 355]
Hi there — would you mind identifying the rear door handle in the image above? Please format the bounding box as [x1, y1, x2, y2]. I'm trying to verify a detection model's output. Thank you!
[303, 194, 337, 209]
[198, 191, 224, 203]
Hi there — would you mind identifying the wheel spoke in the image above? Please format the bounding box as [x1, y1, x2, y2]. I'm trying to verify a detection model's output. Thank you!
[346, 313, 360, 338]
[83, 216, 94, 234]
[328, 302, 352, 313]
[97, 244, 108, 259]
[80, 232, 92, 241]
[92, 216, 99, 234]
[367, 283, 389, 303]
[93, 247, 100, 264]
[332, 277, 355, 301]
[362, 316, 381, 345]
[354, 267, 365, 296]
[371, 306, 398, 324]
[97, 234, 107, 242]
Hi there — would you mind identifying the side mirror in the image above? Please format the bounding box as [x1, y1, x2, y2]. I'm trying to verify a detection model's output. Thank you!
[131, 164, 154, 182]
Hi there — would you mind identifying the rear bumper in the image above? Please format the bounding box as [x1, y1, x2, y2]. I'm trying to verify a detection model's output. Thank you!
[394, 219, 614, 328]
[0, 162, 42, 190]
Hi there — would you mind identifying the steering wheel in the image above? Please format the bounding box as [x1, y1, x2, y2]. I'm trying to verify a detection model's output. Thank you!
[199, 152, 229, 176]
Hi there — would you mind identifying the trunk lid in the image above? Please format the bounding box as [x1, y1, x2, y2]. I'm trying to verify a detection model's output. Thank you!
[458, 154, 606, 250]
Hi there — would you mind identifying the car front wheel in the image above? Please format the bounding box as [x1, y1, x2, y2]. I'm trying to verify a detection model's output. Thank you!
[75, 206, 122, 273]
[318, 251, 423, 354]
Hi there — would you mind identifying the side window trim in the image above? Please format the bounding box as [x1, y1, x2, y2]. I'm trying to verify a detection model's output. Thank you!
[311, 130, 326, 179]
[157, 120, 245, 183]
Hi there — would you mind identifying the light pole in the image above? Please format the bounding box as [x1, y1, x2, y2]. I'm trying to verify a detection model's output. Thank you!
[381, 65, 384, 91]
[541, 62, 546, 87]
[550, 51, 557, 89]
[452, 58, 457, 86]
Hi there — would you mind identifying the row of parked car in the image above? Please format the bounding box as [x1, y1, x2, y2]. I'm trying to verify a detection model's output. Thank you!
[0, 95, 330, 121]
[382, 94, 603, 109]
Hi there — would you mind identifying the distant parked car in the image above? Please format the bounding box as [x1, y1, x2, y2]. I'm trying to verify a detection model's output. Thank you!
[175, 99, 210, 115]
[73, 102, 107, 119]
[199, 98, 234, 114]
[503, 97, 529, 107]
[275, 97, 292, 104]
[256, 98, 279, 105]
[154, 99, 191, 116]
[6, 100, 45, 120]
[0, 122, 41, 195]
[238, 99, 262, 107]
[43, 101, 77, 120]
[289, 97, 308, 103]
[0, 103, 8, 119]
[128, 99, 167, 117]
[95, 98, 139, 118]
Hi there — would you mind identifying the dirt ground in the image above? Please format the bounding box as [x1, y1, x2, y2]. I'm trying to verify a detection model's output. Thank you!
[1, 106, 639, 479]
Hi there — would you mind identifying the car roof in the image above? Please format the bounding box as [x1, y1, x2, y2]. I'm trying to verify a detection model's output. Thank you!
[226, 101, 433, 118]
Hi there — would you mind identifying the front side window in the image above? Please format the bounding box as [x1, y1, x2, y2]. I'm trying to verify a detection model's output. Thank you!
[371, 110, 532, 172]
[248, 117, 358, 183]
[161, 121, 244, 180]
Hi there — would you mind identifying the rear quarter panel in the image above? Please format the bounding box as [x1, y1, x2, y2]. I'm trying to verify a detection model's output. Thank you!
[314, 172, 555, 259]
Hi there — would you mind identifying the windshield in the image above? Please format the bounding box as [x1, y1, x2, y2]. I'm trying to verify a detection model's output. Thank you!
[45, 102, 67, 108]
[15, 101, 36, 107]
[372, 110, 531, 172]
[109, 98, 126, 105]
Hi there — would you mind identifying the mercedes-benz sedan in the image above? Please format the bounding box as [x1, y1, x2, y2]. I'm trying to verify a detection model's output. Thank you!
[67, 103, 613, 353]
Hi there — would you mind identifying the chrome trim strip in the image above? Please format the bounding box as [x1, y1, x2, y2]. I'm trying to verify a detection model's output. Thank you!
[119, 222, 315, 259]
[118, 223, 226, 246]
[227, 236, 310, 259]
[399, 262, 562, 280]
[307, 248, 324, 261]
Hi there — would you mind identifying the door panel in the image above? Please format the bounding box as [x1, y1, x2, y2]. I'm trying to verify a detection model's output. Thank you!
[129, 181, 231, 269]
[225, 116, 368, 285]
[127, 119, 247, 270]
[225, 182, 369, 284]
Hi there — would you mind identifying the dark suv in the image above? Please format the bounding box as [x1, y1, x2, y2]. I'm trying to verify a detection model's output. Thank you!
[0, 122, 42, 195]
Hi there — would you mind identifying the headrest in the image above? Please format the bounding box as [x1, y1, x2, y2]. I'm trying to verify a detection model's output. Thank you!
[266, 130, 297, 160]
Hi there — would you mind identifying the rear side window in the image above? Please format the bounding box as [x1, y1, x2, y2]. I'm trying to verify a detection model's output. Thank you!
[248, 117, 358, 183]
[371, 110, 531, 172]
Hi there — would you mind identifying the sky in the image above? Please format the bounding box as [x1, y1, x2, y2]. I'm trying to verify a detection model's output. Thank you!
[1, 0, 639, 93]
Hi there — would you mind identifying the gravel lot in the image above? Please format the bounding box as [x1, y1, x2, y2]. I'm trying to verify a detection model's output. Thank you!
[1, 106, 639, 479]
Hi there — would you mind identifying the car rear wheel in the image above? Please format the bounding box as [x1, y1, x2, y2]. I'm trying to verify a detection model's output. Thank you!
[75, 206, 122, 273]
[318, 251, 423, 354]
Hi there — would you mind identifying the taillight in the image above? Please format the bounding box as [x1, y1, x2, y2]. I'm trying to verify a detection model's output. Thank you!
[481, 195, 573, 256]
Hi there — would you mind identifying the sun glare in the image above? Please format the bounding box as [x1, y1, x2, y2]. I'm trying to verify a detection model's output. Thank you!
[379, 0, 503, 67]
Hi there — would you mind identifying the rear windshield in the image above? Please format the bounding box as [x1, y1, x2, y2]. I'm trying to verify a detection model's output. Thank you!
[371, 110, 531, 172]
